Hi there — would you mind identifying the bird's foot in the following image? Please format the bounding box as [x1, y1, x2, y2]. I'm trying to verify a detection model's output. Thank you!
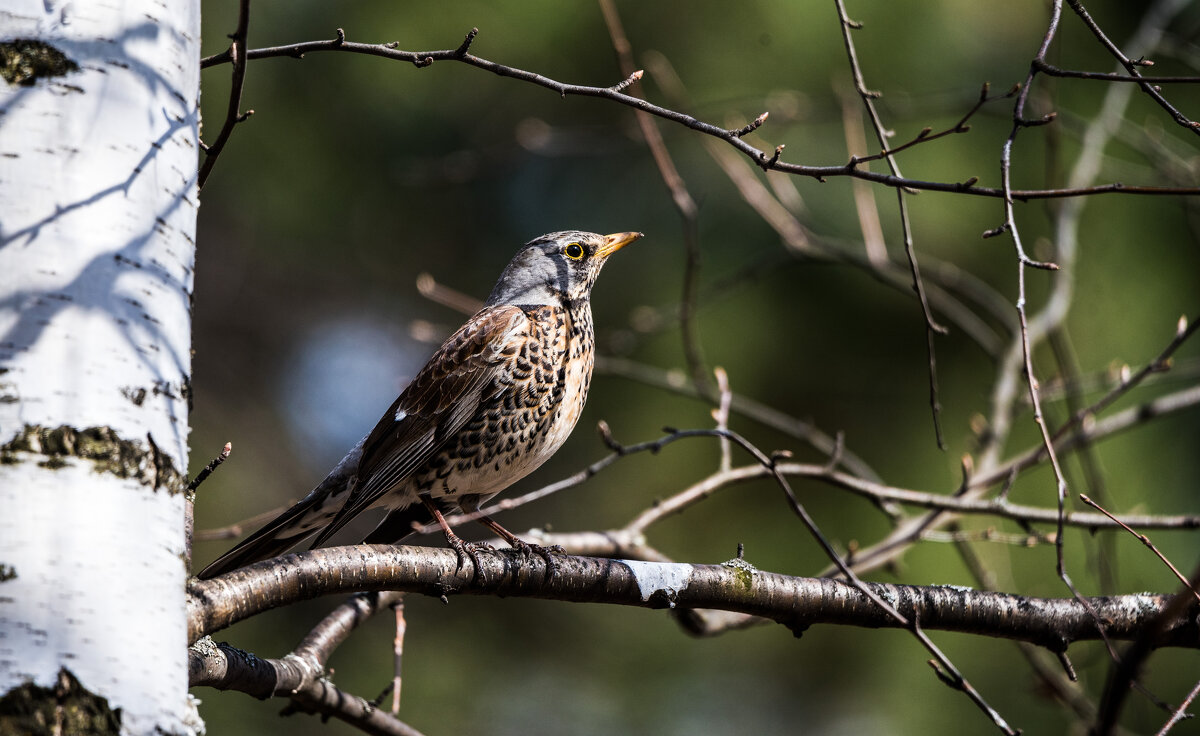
[507, 538, 564, 577]
[446, 534, 488, 577]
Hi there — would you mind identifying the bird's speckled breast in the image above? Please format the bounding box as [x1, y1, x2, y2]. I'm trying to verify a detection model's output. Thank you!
[415, 302, 594, 508]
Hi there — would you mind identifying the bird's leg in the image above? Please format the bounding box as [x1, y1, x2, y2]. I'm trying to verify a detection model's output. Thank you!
[420, 496, 483, 575]
[474, 513, 562, 577]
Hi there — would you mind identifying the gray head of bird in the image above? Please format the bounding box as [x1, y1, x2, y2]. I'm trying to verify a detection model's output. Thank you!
[485, 230, 643, 307]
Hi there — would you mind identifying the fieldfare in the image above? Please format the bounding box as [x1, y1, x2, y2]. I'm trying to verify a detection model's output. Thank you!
[198, 230, 642, 579]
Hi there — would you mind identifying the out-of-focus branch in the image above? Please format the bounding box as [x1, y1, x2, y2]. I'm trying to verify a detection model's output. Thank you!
[624, 459, 1199, 534]
[596, 355, 883, 478]
[692, 122, 1007, 358]
[597, 0, 710, 397]
[833, 0, 948, 449]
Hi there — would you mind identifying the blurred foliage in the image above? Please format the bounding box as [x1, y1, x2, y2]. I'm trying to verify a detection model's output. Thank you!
[190, 1, 1200, 733]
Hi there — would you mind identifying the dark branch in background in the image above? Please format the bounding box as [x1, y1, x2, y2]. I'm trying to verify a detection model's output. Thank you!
[185, 545, 1200, 650]
[198, 0, 253, 189]
[197, 29, 1200, 200]
[597, 0, 711, 397]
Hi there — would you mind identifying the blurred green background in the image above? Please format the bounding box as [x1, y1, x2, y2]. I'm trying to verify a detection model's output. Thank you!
[190, 1, 1200, 733]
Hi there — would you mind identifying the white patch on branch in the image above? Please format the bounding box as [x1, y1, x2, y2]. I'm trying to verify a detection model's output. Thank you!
[622, 560, 694, 602]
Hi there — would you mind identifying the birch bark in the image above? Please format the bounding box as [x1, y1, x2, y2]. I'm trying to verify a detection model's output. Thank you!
[0, 2, 201, 733]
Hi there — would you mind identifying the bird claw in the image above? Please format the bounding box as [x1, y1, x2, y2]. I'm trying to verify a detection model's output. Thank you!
[507, 538, 561, 578]
[446, 535, 485, 577]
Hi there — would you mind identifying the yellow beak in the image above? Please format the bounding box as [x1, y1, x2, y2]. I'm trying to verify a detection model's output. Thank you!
[596, 231, 643, 259]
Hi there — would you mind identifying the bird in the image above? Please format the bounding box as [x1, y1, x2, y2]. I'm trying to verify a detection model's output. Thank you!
[197, 230, 643, 579]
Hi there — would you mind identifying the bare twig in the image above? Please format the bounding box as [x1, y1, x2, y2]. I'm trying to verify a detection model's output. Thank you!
[198, 0, 253, 189]
[187, 442, 233, 493]
[186, 441, 232, 571]
[197, 29, 1200, 200]
[1097, 564, 1200, 734]
[833, 0, 948, 449]
[1156, 678, 1200, 735]
[845, 383, 1200, 577]
[712, 367, 733, 473]
[595, 355, 882, 481]
[1064, 0, 1200, 135]
[391, 597, 405, 714]
[1080, 494, 1200, 605]
[626, 457, 1200, 535]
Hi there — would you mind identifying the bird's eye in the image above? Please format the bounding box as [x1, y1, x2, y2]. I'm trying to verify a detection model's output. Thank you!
[563, 242, 585, 260]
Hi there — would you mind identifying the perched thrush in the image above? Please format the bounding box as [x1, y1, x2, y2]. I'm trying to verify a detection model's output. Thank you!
[198, 230, 642, 579]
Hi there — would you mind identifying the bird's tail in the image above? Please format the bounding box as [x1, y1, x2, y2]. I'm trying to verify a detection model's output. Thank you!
[195, 474, 353, 580]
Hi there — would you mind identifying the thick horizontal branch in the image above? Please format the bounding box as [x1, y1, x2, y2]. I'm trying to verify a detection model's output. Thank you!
[186, 545, 1199, 652]
[199, 29, 1200, 201]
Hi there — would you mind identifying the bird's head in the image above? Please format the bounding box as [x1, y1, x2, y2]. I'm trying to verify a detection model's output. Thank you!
[485, 230, 643, 307]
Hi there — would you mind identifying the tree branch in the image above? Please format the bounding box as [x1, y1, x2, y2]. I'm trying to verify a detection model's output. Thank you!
[186, 545, 1200, 651]
[197, 28, 1200, 200]
[189, 638, 425, 736]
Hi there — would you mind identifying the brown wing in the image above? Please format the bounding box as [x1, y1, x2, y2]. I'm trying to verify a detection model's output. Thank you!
[307, 305, 528, 547]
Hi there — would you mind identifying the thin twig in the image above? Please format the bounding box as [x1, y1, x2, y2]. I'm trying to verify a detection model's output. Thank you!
[1080, 494, 1200, 605]
[1097, 563, 1200, 734]
[197, 29, 1200, 200]
[834, 0, 948, 449]
[830, 382, 1200, 576]
[1156, 678, 1200, 736]
[596, 355, 883, 481]
[187, 441, 233, 493]
[1064, 0, 1200, 135]
[198, 0, 253, 189]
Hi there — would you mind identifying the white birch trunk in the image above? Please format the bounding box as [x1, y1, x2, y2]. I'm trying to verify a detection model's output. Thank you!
[0, 2, 201, 734]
